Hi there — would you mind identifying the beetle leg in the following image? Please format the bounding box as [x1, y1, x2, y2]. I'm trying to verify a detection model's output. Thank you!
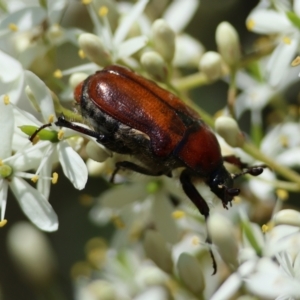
[111, 161, 166, 183]
[180, 169, 217, 275]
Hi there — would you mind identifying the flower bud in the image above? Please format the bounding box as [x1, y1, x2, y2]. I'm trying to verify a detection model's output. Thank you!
[84, 280, 117, 300]
[273, 209, 300, 227]
[199, 51, 222, 81]
[215, 22, 241, 67]
[152, 19, 176, 63]
[86, 140, 112, 162]
[78, 33, 112, 67]
[215, 116, 245, 147]
[208, 214, 239, 270]
[69, 72, 88, 90]
[143, 230, 173, 274]
[177, 253, 205, 294]
[141, 51, 168, 82]
[7, 222, 57, 287]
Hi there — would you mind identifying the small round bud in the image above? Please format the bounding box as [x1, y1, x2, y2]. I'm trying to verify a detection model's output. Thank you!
[141, 51, 168, 82]
[69, 72, 88, 90]
[199, 51, 222, 81]
[215, 116, 245, 148]
[143, 230, 173, 274]
[78, 33, 112, 67]
[177, 253, 205, 294]
[208, 214, 239, 270]
[7, 222, 57, 287]
[152, 19, 176, 63]
[273, 209, 300, 227]
[86, 140, 112, 162]
[215, 22, 241, 67]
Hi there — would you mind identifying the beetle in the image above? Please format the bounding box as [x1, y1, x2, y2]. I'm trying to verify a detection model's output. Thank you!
[31, 65, 264, 273]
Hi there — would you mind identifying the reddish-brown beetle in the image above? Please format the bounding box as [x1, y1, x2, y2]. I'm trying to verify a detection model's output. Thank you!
[31, 65, 264, 273]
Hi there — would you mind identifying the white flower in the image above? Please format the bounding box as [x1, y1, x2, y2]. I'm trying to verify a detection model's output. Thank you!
[18, 70, 88, 199]
[0, 99, 58, 231]
[246, 1, 300, 86]
[90, 175, 183, 245]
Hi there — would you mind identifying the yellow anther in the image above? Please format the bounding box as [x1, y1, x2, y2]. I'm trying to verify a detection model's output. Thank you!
[48, 114, 55, 123]
[279, 135, 289, 148]
[31, 135, 40, 145]
[57, 129, 64, 140]
[191, 236, 200, 245]
[52, 172, 58, 184]
[282, 36, 291, 45]
[98, 6, 109, 17]
[79, 194, 94, 206]
[53, 69, 63, 78]
[246, 19, 255, 31]
[81, 0, 92, 5]
[172, 210, 186, 219]
[31, 175, 39, 183]
[233, 196, 242, 204]
[276, 189, 289, 201]
[261, 224, 269, 233]
[8, 23, 18, 31]
[3, 95, 10, 105]
[78, 49, 86, 59]
[291, 56, 300, 67]
[111, 215, 125, 229]
[0, 160, 3, 166]
[0, 219, 7, 227]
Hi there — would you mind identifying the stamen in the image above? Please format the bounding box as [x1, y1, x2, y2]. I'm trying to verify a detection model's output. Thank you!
[0, 219, 7, 227]
[48, 114, 55, 123]
[81, 0, 92, 4]
[276, 189, 289, 201]
[57, 129, 64, 140]
[8, 23, 18, 31]
[31, 175, 39, 183]
[3, 95, 10, 105]
[78, 49, 85, 59]
[52, 172, 58, 184]
[172, 210, 186, 219]
[246, 19, 255, 31]
[99, 6, 109, 17]
[53, 69, 63, 78]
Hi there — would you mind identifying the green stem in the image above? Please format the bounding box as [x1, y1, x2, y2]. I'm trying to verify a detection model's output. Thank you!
[173, 72, 208, 91]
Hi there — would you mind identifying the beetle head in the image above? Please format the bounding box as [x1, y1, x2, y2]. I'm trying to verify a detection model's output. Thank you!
[207, 165, 240, 208]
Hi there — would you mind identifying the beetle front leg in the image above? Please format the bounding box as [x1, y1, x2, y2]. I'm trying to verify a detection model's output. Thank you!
[180, 169, 217, 275]
[111, 161, 170, 183]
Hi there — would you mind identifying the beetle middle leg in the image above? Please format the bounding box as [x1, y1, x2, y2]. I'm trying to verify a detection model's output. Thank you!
[180, 169, 217, 275]
[111, 161, 172, 183]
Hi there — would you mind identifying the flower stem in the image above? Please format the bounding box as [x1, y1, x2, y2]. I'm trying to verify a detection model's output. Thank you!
[173, 72, 208, 91]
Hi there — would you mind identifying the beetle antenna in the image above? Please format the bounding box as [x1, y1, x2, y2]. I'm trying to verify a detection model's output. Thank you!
[29, 123, 52, 142]
[232, 165, 267, 180]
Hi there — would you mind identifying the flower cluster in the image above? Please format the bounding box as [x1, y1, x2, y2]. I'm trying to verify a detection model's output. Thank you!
[2, 0, 300, 299]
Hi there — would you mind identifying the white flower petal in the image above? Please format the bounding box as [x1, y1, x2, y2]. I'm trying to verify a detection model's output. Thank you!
[152, 194, 179, 244]
[0, 7, 47, 32]
[57, 141, 87, 190]
[101, 183, 147, 208]
[0, 50, 23, 82]
[0, 101, 14, 159]
[295, 0, 300, 17]
[118, 35, 148, 58]
[163, 0, 199, 33]
[9, 177, 58, 231]
[247, 10, 292, 34]
[173, 33, 204, 67]
[267, 38, 298, 86]
[25, 71, 56, 122]
[47, 0, 67, 25]
[113, 0, 149, 46]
